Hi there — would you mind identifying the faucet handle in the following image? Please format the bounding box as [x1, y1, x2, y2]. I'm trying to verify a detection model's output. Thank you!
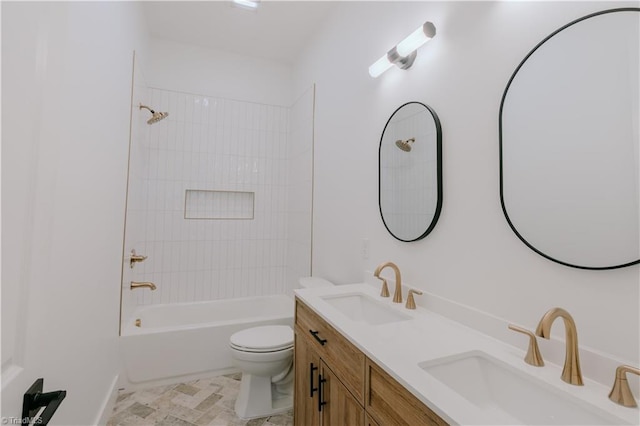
[609, 365, 640, 407]
[378, 278, 390, 297]
[508, 324, 544, 367]
[405, 289, 423, 310]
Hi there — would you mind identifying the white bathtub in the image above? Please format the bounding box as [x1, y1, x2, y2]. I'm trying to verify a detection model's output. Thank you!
[120, 295, 294, 387]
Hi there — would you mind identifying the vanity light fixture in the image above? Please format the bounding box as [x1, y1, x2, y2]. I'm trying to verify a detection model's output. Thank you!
[232, 0, 260, 10]
[369, 21, 436, 78]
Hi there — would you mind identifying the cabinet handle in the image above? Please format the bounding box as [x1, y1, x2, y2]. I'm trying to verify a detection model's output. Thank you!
[310, 363, 318, 397]
[309, 330, 327, 346]
[318, 374, 327, 412]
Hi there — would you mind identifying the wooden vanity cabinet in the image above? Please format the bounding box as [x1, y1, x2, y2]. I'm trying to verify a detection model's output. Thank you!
[294, 298, 365, 426]
[365, 359, 448, 426]
[320, 362, 365, 426]
[365, 413, 381, 426]
[294, 333, 320, 426]
[294, 298, 449, 426]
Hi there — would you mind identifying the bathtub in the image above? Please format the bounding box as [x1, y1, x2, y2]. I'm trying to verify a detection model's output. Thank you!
[120, 295, 294, 387]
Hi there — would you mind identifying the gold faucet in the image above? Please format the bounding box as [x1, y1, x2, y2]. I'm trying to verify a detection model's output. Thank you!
[609, 365, 640, 407]
[374, 262, 403, 303]
[535, 307, 583, 385]
[130, 281, 157, 290]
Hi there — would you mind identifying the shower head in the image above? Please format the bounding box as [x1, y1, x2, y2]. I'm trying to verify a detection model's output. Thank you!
[139, 104, 169, 125]
[395, 137, 415, 152]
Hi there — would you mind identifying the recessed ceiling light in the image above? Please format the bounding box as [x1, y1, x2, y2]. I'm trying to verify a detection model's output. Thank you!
[232, 0, 260, 10]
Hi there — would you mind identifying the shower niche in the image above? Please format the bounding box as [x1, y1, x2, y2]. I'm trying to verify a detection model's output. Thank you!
[379, 102, 443, 242]
[184, 190, 255, 220]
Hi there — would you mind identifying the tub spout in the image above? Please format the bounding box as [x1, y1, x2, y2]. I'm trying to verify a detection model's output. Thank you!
[130, 281, 157, 290]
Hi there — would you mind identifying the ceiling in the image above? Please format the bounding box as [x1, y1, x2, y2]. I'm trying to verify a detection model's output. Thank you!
[141, 1, 339, 64]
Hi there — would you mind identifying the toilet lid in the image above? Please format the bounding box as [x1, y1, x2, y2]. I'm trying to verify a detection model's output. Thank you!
[230, 325, 294, 352]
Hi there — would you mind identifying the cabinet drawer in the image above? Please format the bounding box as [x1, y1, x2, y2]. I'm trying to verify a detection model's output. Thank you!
[365, 359, 448, 426]
[295, 298, 365, 403]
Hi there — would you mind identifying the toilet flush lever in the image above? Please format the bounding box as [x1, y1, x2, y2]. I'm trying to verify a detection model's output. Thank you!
[129, 249, 148, 268]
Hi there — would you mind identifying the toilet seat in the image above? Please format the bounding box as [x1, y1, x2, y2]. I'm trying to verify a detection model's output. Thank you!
[230, 325, 293, 353]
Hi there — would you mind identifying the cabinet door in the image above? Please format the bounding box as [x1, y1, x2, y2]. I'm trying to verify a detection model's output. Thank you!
[294, 332, 320, 426]
[365, 359, 448, 426]
[320, 362, 365, 426]
[296, 299, 365, 402]
[365, 413, 380, 426]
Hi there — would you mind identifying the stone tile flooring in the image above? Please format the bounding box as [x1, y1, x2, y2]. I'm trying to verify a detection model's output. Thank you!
[108, 374, 293, 426]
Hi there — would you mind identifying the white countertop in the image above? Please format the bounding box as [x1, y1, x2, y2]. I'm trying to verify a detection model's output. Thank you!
[295, 283, 640, 425]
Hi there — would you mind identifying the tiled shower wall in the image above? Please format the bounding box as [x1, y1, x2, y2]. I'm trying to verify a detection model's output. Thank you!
[126, 87, 312, 307]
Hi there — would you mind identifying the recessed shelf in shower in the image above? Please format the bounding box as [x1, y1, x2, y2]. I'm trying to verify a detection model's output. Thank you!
[184, 189, 255, 220]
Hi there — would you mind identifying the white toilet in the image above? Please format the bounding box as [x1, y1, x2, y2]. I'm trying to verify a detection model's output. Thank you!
[229, 277, 334, 419]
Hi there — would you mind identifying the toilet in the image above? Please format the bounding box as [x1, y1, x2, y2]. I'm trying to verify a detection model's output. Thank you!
[229, 277, 334, 419]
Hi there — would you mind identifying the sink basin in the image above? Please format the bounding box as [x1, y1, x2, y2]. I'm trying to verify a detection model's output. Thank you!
[321, 293, 412, 325]
[420, 351, 628, 425]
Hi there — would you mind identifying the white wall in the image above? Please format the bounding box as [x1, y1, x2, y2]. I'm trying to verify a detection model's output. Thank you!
[147, 38, 292, 106]
[293, 1, 639, 370]
[1, 2, 148, 424]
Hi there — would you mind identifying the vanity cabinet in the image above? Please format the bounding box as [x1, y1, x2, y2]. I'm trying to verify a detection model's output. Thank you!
[365, 413, 380, 426]
[294, 298, 448, 426]
[365, 359, 447, 426]
[294, 299, 365, 426]
[320, 362, 365, 426]
[294, 334, 320, 426]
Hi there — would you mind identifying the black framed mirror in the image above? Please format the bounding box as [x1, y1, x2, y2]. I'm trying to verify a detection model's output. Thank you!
[379, 102, 443, 242]
[500, 8, 640, 269]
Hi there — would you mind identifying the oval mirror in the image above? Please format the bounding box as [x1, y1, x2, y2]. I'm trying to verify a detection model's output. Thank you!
[500, 8, 639, 269]
[379, 102, 443, 242]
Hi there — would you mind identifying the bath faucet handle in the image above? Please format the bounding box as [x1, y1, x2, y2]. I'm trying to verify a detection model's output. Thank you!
[378, 278, 390, 298]
[405, 289, 423, 310]
[609, 365, 640, 407]
[508, 324, 544, 367]
[129, 249, 148, 268]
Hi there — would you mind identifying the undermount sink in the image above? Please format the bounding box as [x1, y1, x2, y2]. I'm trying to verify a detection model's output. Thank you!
[320, 293, 412, 325]
[420, 351, 629, 425]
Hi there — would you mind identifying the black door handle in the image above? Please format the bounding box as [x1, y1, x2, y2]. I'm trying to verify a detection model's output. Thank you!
[318, 374, 327, 412]
[309, 330, 327, 346]
[310, 363, 318, 397]
[22, 378, 66, 426]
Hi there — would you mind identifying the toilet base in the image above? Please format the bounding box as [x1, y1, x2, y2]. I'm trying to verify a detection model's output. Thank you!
[234, 373, 293, 419]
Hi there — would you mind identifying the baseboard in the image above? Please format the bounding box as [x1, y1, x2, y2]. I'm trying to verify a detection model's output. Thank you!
[118, 367, 240, 392]
[93, 374, 119, 426]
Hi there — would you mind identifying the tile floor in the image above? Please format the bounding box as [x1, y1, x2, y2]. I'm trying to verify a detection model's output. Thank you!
[107, 373, 293, 426]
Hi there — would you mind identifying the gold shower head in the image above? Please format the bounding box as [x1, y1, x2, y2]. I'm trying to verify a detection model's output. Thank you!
[139, 104, 169, 125]
[395, 137, 415, 152]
